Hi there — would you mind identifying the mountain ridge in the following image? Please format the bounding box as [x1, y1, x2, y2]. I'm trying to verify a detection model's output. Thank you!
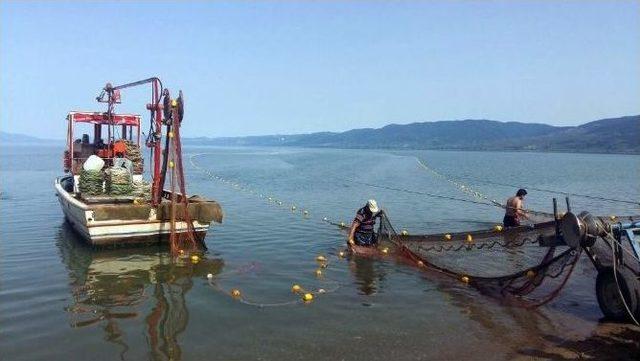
[185, 115, 639, 154]
[2, 115, 638, 154]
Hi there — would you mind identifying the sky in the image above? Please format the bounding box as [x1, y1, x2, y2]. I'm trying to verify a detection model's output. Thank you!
[1, 1, 639, 139]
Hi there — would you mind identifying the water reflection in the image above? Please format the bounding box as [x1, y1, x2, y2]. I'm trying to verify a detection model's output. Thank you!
[348, 256, 387, 296]
[56, 223, 224, 360]
[431, 273, 566, 353]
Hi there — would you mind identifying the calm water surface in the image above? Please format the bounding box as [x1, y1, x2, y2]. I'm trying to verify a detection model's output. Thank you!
[1, 145, 639, 360]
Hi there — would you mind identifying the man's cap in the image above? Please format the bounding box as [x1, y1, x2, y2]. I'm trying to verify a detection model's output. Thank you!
[367, 199, 379, 213]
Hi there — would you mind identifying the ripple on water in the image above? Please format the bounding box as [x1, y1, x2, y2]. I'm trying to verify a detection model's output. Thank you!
[1, 146, 638, 360]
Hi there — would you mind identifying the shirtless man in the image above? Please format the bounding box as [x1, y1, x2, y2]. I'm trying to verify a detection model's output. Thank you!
[503, 189, 528, 227]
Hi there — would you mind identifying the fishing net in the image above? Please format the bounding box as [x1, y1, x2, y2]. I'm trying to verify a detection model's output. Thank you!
[132, 179, 152, 201]
[165, 93, 201, 256]
[376, 212, 581, 307]
[106, 167, 133, 195]
[78, 169, 104, 195]
[124, 140, 144, 174]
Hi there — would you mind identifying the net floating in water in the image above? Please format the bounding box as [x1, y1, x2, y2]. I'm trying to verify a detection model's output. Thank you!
[376, 213, 581, 308]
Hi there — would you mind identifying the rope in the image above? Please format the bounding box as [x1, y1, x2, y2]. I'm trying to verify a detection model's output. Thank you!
[606, 233, 640, 326]
[348, 178, 552, 218]
[416, 158, 554, 217]
[167, 104, 199, 255]
[189, 153, 351, 307]
[466, 176, 639, 206]
[415, 237, 538, 253]
[190, 153, 578, 308]
[205, 254, 344, 308]
[376, 212, 581, 307]
[189, 153, 334, 228]
[418, 158, 639, 206]
[416, 158, 499, 204]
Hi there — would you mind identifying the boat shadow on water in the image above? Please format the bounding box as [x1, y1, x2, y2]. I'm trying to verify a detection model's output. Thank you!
[55, 222, 224, 361]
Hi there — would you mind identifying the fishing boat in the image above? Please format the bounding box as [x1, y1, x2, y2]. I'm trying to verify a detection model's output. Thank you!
[55, 78, 222, 246]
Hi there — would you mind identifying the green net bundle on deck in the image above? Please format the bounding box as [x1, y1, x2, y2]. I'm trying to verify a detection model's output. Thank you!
[376, 213, 581, 307]
[132, 179, 152, 201]
[106, 167, 133, 195]
[124, 140, 144, 174]
[78, 169, 104, 195]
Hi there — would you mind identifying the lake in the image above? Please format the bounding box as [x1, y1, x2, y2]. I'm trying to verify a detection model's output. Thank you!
[1, 145, 639, 360]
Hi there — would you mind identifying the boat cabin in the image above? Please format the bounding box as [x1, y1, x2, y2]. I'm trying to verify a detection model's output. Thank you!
[64, 111, 143, 175]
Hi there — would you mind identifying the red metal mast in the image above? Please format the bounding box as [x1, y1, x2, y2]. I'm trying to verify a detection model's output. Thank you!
[97, 77, 165, 206]
[97, 78, 201, 254]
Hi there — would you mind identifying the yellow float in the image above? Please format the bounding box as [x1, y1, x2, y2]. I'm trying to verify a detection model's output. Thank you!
[526, 270, 536, 278]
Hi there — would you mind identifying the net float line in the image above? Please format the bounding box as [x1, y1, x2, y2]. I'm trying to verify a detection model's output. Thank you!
[190, 153, 579, 307]
[416, 158, 556, 219]
[204, 253, 343, 308]
[417, 157, 639, 207]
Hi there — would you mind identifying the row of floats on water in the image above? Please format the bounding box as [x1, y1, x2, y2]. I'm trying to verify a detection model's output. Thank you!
[188, 154, 495, 305]
[206, 254, 344, 306]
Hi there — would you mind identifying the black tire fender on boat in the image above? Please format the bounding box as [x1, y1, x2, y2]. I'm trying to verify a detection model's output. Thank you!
[595, 267, 640, 322]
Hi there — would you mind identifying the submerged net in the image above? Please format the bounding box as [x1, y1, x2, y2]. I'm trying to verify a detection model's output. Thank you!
[376, 212, 581, 307]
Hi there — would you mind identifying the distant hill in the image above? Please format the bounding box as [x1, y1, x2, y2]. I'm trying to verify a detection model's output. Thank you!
[185, 115, 639, 154]
[0, 131, 59, 145]
[3, 116, 638, 154]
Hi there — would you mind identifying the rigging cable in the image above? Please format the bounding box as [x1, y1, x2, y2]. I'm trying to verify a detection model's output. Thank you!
[417, 158, 639, 206]
[606, 232, 640, 326]
[346, 178, 553, 218]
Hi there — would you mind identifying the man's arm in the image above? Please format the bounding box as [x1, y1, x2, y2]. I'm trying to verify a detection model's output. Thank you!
[348, 221, 359, 246]
[516, 199, 529, 219]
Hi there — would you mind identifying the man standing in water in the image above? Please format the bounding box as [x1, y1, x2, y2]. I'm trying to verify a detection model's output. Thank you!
[348, 199, 382, 247]
[503, 189, 529, 227]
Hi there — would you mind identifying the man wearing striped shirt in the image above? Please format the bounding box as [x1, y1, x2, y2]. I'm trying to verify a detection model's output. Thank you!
[348, 199, 383, 248]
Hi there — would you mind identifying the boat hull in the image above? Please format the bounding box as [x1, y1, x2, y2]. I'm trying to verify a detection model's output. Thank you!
[55, 176, 220, 246]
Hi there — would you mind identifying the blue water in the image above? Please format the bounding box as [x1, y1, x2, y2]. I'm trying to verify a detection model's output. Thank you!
[1, 145, 638, 360]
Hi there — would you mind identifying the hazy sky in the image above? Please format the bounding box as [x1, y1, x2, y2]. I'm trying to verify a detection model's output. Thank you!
[1, 1, 639, 138]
